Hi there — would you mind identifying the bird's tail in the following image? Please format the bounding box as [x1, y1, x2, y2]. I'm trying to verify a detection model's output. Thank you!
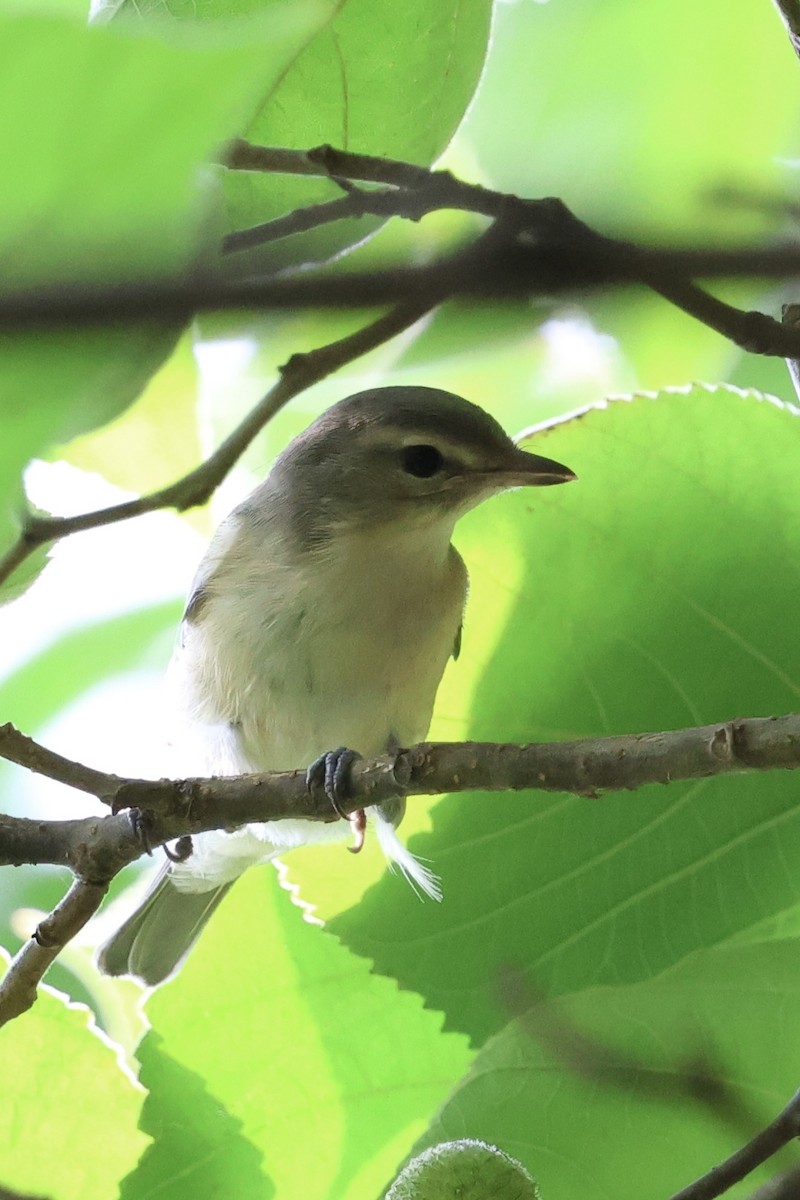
[97, 865, 232, 986]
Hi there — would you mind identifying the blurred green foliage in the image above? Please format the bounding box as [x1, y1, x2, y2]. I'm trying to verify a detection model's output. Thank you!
[2, 1, 800, 1198]
[418, 939, 800, 1199]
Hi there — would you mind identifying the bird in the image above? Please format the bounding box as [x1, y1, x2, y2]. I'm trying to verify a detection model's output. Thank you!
[97, 385, 575, 984]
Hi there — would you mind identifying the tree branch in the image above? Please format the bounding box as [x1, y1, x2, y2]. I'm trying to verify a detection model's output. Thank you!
[1, 710, 799, 1023]
[2, 240, 799, 346]
[3, 712, 800, 881]
[0, 145, 799, 362]
[668, 1088, 800, 1200]
[0, 879, 108, 1025]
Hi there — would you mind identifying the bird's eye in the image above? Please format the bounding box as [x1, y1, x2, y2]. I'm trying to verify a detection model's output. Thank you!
[401, 444, 445, 478]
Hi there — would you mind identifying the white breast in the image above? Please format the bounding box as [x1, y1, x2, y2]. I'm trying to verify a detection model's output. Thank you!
[164, 514, 466, 891]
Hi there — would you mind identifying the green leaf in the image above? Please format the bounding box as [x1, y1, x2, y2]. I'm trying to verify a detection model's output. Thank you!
[112, 0, 492, 268]
[141, 867, 471, 1200]
[233, 0, 493, 267]
[62, 329, 203, 502]
[334, 385, 800, 1042]
[121, 1034, 272, 1200]
[462, 0, 799, 242]
[0, 950, 149, 1200]
[412, 940, 800, 1199]
[2, 6, 318, 286]
[0, 2, 325, 598]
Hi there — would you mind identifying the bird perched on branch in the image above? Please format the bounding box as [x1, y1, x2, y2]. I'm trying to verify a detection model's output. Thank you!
[98, 385, 574, 984]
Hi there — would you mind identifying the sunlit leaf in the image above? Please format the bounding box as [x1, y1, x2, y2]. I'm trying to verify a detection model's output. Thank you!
[110, 0, 492, 268]
[463, 0, 798, 242]
[0, 951, 149, 1200]
[0, 3, 325, 598]
[141, 868, 471, 1200]
[335, 385, 800, 1041]
[228, 0, 493, 268]
[121, 1034, 272, 1200]
[62, 329, 203, 504]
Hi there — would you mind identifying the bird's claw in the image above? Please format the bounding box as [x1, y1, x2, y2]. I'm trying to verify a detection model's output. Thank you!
[164, 835, 194, 863]
[347, 806, 367, 855]
[306, 747, 366, 853]
[129, 811, 193, 864]
[129, 808, 155, 856]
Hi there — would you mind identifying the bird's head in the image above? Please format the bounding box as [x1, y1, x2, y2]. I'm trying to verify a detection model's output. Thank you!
[269, 386, 575, 543]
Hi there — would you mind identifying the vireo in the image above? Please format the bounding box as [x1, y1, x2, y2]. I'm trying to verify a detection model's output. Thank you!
[98, 386, 574, 984]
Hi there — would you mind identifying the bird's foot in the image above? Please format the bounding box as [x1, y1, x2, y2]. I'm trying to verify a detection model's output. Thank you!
[306, 747, 366, 854]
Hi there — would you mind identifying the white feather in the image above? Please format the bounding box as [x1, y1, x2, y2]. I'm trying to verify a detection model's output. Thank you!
[374, 813, 442, 902]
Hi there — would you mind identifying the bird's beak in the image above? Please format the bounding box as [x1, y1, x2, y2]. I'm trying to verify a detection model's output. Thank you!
[500, 446, 576, 488]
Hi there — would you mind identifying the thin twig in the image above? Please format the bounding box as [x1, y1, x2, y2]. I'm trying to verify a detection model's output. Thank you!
[0, 297, 436, 591]
[219, 140, 436, 188]
[667, 1089, 800, 1200]
[220, 181, 486, 254]
[0, 880, 108, 1026]
[0, 726, 122, 801]
[222, 188, 397, 253]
